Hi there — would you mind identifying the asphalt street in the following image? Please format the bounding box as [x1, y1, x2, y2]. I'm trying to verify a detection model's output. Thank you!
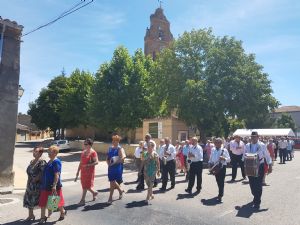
[1, 146, 300, 225]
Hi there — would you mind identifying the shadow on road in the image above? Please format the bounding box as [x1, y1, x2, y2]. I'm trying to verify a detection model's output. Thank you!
[235, 202, 269, 218]
[96, 188, 110, 193]
[2, 219, 58, 225]
[127, 188, 145, 193]
[226, 178, 245, 184]
[176, 193, 196, 200]
[124, 180, 138, 185]
[65, 203, 81, 211]
[125, 200, 148, 208]
[1, 220, 27, 225]
[201, 197, 222, 206]
[175, 179, 187, 185]
[82, 202, 111, 211]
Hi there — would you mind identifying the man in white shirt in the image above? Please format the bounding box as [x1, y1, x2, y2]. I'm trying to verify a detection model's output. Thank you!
[278, 137, 288, 164]
[159, 137, 176, 191]
[209, 138, 231, 202]
[229, 135, 246, 181]
[244, 131, 272, 210]
[134, 141, 144, 183]
[185, 137, 203, 194]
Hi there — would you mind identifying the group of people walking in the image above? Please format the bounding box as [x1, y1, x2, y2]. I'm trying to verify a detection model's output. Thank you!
[23, 131, 293, 223]
[23, 145, 67, 224]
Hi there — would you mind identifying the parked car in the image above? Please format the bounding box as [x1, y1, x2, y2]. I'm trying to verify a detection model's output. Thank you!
[52, 139, 71, 151]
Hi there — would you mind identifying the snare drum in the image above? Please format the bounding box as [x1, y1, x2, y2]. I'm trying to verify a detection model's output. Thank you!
[244, 153, 259, 177]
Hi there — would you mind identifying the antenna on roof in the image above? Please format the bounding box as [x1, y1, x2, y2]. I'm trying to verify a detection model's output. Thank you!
[158, 0, 163, 9]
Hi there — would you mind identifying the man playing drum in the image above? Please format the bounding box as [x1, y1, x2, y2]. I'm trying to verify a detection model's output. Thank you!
[244, 131, 272, 210]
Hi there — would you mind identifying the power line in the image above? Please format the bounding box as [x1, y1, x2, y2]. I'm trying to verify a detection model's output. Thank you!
[22, 0, 94, 37]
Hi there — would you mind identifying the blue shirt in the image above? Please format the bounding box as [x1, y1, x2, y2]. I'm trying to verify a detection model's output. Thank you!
[182, 145, 190, 156]
[287, 141, 293, 151]
[41, 158, 62, 190]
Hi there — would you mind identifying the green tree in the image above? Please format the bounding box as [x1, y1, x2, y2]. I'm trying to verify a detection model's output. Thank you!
[60, 69, 94, 128]
[28, 75, 68, 138]
[92, 47, 155, 137]
[274, 113, 296, 131]
[154, 28, 279, 140]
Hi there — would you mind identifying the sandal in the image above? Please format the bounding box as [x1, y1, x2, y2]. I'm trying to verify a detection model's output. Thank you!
[92, 192, 98, 201]
[38, 217, 47, 224]
[119, 190, 125, 200]
[77, 200, 85, 206]
[107, 199, 113, 204]
[25, 216, 35, 221]
[58, 210, 67, 221]
[48, 210, 52, 218]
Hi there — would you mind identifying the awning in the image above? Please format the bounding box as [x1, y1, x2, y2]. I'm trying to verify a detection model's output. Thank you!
[233, 129, 295, 137]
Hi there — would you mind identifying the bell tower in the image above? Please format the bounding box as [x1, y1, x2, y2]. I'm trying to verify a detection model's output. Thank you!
[144, 7, 173, 59]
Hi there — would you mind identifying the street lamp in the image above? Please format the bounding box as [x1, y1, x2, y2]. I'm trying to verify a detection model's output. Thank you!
[18, 84, 24, 100]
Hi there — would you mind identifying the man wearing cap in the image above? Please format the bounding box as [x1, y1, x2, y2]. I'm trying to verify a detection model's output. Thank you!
[244, 131, 272, 210]
[229, 135, 246, 182]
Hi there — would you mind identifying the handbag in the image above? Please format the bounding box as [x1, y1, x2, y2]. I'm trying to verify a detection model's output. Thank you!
[47, 195, 60, 211]
[209, 149, 224, 175]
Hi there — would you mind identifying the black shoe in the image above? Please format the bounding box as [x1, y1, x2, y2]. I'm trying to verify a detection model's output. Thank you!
[185, 189, 192, 194]
[136, 186, 144, 190]
[195, 189, 201, 195]
[159, 187, 166, 192]
[230, 179, 235, 182]
[170, 185, 175, 189]
[217, 196, 223, 203]
[253, 204, 260, 210]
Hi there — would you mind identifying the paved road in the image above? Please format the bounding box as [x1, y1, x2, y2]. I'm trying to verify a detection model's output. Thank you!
[1, 146, 300, 225]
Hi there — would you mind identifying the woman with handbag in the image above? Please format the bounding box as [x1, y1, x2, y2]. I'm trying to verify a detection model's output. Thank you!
[23, 146, 46, 221]
[106, 135, 126, 204]
[75, 138, 99, 205]
[38, 145, 66, 223]
[209, 138, 231, 203]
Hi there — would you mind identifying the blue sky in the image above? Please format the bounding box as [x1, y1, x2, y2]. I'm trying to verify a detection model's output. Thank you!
[1, 0, 300, 113]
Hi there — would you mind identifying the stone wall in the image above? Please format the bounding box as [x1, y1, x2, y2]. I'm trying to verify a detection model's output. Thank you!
[0, 19, 23, 188]
[70, 140, 138, 158]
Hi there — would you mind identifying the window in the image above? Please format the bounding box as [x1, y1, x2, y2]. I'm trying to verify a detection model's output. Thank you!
[149, 122, 158, 138]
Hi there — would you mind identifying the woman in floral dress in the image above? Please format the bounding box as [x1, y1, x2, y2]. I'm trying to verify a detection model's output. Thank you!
[23, 147, 46, 221]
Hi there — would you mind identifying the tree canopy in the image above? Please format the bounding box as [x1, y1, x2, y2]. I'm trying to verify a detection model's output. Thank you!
[274, 113, 296, 131]
[28, 28, 279, 140]
[91, 47, 155, 132]
[153, 28, 279, 138]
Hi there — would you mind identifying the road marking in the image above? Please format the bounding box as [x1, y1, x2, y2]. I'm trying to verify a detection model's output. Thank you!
[216, 210, 234, 218]
[0, 198, 20, 207]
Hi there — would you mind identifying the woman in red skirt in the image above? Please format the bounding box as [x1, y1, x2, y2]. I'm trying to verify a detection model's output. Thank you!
[75, 138, 99, 205]
[39, 145, 66, 223]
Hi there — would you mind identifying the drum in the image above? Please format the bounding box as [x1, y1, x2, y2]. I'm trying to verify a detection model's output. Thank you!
[244, 153, 259, 177]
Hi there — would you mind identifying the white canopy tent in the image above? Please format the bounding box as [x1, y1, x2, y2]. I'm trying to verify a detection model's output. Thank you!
[233, 129, 295, 137]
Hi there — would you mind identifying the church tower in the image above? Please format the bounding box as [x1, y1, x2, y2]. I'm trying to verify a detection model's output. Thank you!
[144, 7, 173, 59]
